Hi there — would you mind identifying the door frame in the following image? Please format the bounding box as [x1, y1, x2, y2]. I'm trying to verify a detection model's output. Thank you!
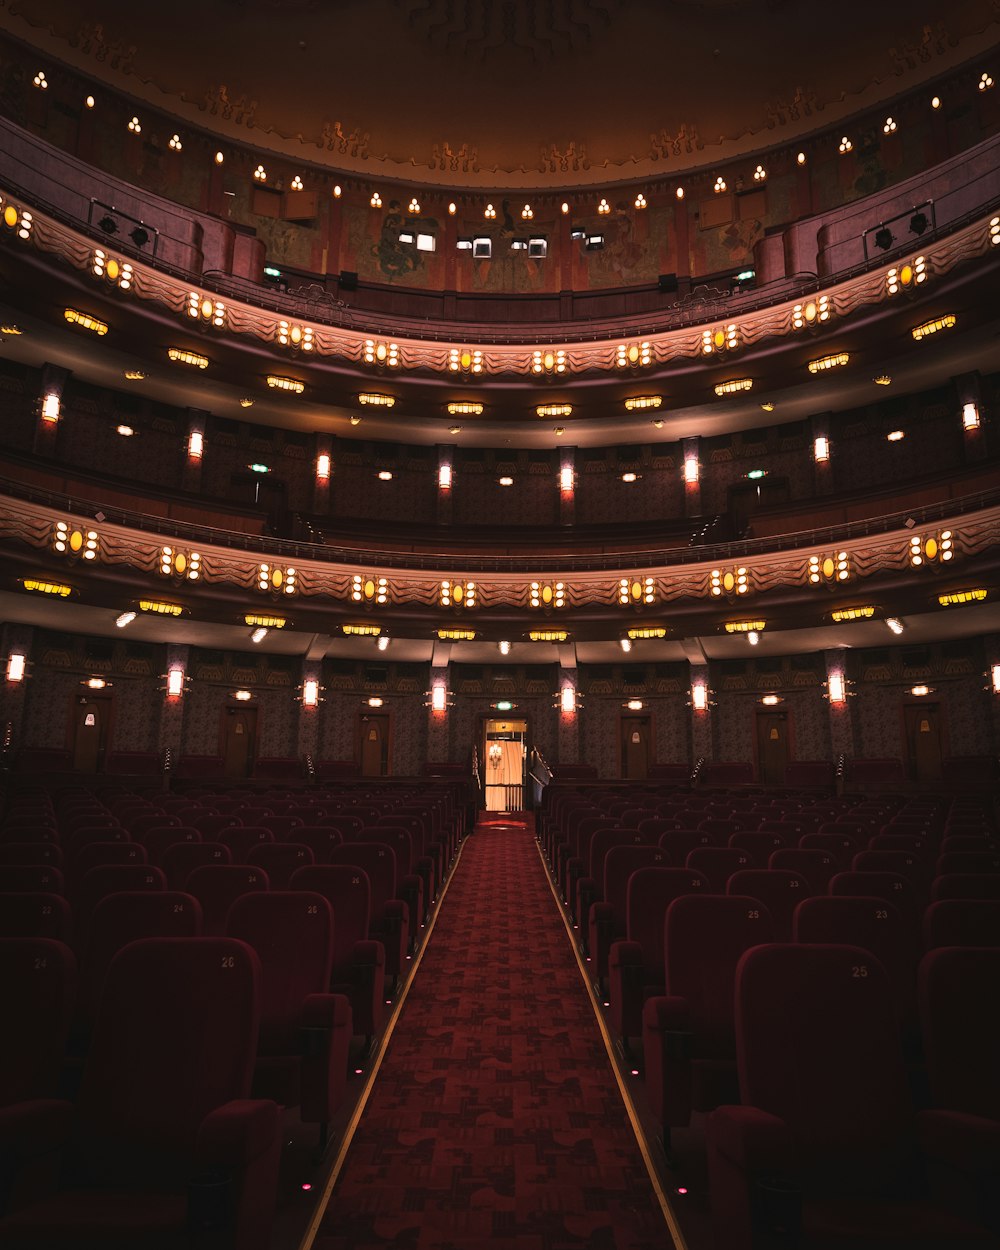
[752, 702, 795, 788]
[478, 712, 532, 809]
[617, 710, 655, 779]
[68, 688, 115, 773]
[900, 695, 948, 784]
[355, 707, 393, 777]
[218, 703, 260, 778]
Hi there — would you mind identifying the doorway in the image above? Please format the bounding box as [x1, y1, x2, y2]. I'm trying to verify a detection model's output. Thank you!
[620, 715, 651, 780]
[756, 708, 790, 788]
[222, 706, 258, 778]
[72, 693, 112, 773]
[358, 712, 390, 777]
[903, 702, 944, 784]
[483, 718, 527, 812]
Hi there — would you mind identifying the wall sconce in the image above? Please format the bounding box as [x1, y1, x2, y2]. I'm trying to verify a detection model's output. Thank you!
[187, 430, 204, 459]
[962, 403, 981, 431]
[990, 663, 1000, 695]
[683, 456, 700, 484]
[316, 453, 331, 481]
[689, 682, 713, 712]
[438, 463, 453, 490]
[302, 678, 320, 707]
[6, 652, 26, 683]
[814, 436, 830, 462]
[826, 672, 851, 705]
[165, 667, 185, 698]
[559, 686, 578, 715]
[427, 683, 451, 713]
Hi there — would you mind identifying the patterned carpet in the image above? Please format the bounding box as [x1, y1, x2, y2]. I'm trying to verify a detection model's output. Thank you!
[313, 816, 672, 1250]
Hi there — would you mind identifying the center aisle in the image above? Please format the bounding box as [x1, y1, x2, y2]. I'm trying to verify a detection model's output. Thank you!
[310, 816, 675, 1250]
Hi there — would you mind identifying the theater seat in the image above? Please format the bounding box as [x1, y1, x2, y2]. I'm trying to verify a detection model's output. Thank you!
[918, 947, 1000, 1235]
[160, 840, 231, 890]
[226, 892, 352, 1151]
[246, 841, 315, 889]
[0, 937, 280, 1250]
[184, 865, 269, 936]
[328, 843, 409, 980]
[0, 937, 76, 1107]
[643, 895, 774, 1141]
[727, 868, 809, 941]
[0, 892, 72, 942]
[0, 842, 64, 869]
[931, 874, 1000, 901]
[707, 943, 996, 1250]
[922, 900, 1000, 949]
[290, 864, 385, 1044]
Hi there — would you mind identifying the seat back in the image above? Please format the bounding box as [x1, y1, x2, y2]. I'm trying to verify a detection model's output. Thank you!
[726, 869, 809, 941]
[291, 864, 373, 982]
[625, 867, 708, 982]
[0, 937, 76, 1106]
[587, 828, 648, 883]
[931, 873, 1000, 901]
[218, 826, 275, 864]
[0, 841, 64, 868]
[769, 847, 838, 894]
[246, 841, 315, 889]
[922, 898, 1000, 949]
[919, 946, 1000, 1122]
[729, 831, 786, 859]
[227, 891, 334, 1053]
[0, 864, 66, 894]
[74, 937, 260, 1182]
[72, 840, 148, 878]
[0, 891, 72, 941]
[665, 894, 774, 1058]
[935, 850, 1000, 877]
[160, 840, 232, 889]
[358, 827, 414, 876]
[658, 830, 716, 861]
[735, 943, 914, 1183]
[184, 864, 270, 935]
[685, 846, 754, 892]
[329, 842, 397, 922]
[75, 864, 167, 933]
[603, 845, 670, 925]
[140, 826, 201, 864]
[81, 891, 203, 1028]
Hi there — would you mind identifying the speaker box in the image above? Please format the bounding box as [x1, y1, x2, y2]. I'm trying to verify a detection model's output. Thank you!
[339, 270, 358, 291]
[658, 273, 678, 293]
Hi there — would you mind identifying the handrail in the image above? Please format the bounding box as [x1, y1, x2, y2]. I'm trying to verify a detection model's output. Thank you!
[2, 144, 999, 343]
[2, 472, 997, 575]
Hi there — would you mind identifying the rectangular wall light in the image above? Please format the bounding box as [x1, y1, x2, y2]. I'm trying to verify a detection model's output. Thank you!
[6, 652, 26, 683]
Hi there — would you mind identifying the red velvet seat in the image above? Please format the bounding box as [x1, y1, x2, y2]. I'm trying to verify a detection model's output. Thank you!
[329, 842, 409, 979]
[246, 841, 315, 889]
[0, 842, 64, 869]
[935, 850, 1000, 877]
[931, 874, 1000, 901]
[161, 840, 232, 889]
[122, 812, 180, 840]
[686, 846, 755, 892]
[139, 825, 201, 864]
[768, 847, 839, 894]
[259, 815, 304, 841]
[588, 843, 670, 980]
[917, 946, 1000, 1235]
[71, 840, 147, 879]
[290, 864, 385, 1042]
[0, 937, 281, 1250]
[184, 865, 269, 936]
[218, 826, 275, 864]
[74, 864, 167, 940]
[78, 891, 203, 1036]
[0, 864, 66, 895]
[356, 826, 426, 926]
[643, 895, 774, 1138]
[707, 943, 995, 1250]
[0, 892, 72, 942]
[574, 828, 649, 930]
[0, 824, 59, 845]
[0, 937, 76, 1106]
[922, 899, 1000, 949]
[190, 812, 243, 839]
[729, 830, 787, 860]
[608, 867, 708, 1042]
[798, 831, 860, 867]
[726, 868, 810, 942]
[226, 891, 352, 1150]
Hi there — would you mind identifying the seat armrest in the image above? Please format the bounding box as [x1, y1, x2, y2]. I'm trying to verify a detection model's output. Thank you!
[709, 1105, 793, 1170]
[196, 1100, 280, 1168]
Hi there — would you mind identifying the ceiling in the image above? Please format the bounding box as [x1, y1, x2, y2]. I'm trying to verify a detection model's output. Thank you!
[4, 0, 999, 184]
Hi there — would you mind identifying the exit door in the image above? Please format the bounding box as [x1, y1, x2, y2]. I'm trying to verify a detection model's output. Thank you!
[904, 702, 944, 784]
[222, 707, 257, 778]
[620, 715, 651, 780]
[483, 718, 527, 812]
[73, 694, 111, 773]
[359, 713, 390, 777]
[756, 709, 790, 788]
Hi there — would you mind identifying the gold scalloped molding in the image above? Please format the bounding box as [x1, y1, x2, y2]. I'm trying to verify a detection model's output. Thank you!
[5, 184, 997, 377]
[2, 6, 999, 187]
[3, 493, 998, 616]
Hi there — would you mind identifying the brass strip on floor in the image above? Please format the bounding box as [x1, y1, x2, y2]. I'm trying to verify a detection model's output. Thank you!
[296, 834, 470, 1250]
[536, 838, 690, 1250]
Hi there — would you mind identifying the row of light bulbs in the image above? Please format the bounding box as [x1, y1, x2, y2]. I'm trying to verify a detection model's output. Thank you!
[27, 64, 995, 215]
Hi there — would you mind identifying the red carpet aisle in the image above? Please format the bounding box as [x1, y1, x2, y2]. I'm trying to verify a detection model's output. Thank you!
[311, 817, 673, 1250]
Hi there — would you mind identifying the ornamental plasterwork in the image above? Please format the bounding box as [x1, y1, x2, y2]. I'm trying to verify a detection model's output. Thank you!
[5, 494, 999, 616]
[3, 185, 997, 379]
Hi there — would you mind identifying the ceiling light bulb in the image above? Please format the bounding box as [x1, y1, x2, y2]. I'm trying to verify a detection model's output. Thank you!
[886, 618, 905, 634]
[377, 635, 390, 651]
[498, 640, 511, 655]
[115, 611, 136, 628]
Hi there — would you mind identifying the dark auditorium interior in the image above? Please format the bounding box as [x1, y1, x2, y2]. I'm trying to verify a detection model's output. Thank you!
[1, 1, 999, 1246]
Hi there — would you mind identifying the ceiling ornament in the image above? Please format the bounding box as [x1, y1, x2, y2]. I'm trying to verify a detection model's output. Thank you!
[392, 0, 624, 62]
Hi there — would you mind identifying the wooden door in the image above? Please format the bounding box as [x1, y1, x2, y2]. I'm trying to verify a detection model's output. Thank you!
[73, 695, 110, 773]
[359, 713, 389, 777]
[620, 715, 651, 780]
[904, 702, 944, 784]
[222, 707, 257, 778]
[756, 709, 789, 788]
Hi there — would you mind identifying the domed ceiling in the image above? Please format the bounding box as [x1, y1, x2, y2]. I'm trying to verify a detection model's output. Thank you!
[4, 0, 999, 185]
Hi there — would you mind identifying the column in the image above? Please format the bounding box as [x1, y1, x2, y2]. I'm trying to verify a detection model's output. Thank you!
[810, 412, 834, 496]
[689, 661, 714, 770]
[823, 648, 859, 766]
[682, 436, 701, 517]
[182, 409, 208, 493]
[558, 445, 576, 527]
[436, 444, 454, 526]
[314, 433, 333, 515]
[556, 649, 580, 766]
[297, 658, 323, 765]
[33, 364, 70, 457]
[0, 624, 33, 762]
[158, 644, 189, 770]
[427, 662, 451, 765]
